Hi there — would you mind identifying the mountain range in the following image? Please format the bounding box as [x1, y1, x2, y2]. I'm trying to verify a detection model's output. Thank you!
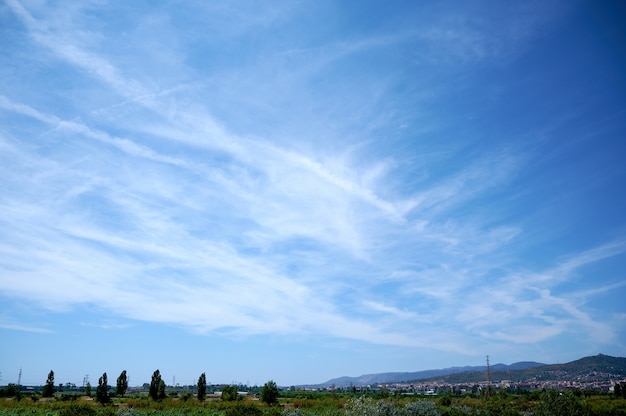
[312, 354, 626, 387]
[428, 353, 626, 385]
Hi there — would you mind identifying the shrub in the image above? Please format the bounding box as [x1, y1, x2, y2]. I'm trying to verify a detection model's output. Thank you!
[438, 397, 452, 407]
[441, 406, 477, 416]
[60, 394, 78, 402]
[224, 403, 263, 416]
[262, 406, 283, 416]
[59, 403, 97, 416]
[376, 401, 400, 416]
[345, 396, 378, 416]
[403, 400, 441, 416]
[117, 409, 139, 416]
[95, 407, 116, 416]
[222, 386, 240, 402]
[282, 408, 305, 416]
[345, 396, 401, 416]
[534, 390, 589, 416]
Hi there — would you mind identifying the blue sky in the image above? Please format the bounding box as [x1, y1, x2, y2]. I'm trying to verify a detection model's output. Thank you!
[1, 0, 625, 388]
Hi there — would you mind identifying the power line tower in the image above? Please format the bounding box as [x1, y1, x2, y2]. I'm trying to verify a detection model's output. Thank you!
[485, 355, 492, 398]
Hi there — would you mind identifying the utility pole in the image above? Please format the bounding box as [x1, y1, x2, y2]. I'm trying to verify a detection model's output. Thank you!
[485, 355, 492, 398]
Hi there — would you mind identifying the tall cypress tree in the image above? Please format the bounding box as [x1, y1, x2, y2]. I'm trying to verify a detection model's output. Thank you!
[116, 370, 128, 396]
[149, 370, 161, 401]
[197, 373, 207, 401]
[42, 370, 55, 397]
[96, 372, 109, 405]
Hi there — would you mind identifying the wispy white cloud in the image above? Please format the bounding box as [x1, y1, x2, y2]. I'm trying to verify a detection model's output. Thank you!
[0, 97, 419, 346]
[362, 300, 420, 321]
[411, 0, 569, 65]
[0, 95, 61, 125]
[0, 320, 55, 334]
[1, 0, 623, 373]
[4, 0, 148, 99]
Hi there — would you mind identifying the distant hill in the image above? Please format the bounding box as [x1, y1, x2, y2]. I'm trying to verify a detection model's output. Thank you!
[418, 354, 626, 384]
[311, 354, 626, 387]
[315, 361, 545, 387]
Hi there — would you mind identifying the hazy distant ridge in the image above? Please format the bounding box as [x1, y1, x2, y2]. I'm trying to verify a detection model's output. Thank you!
[423, 354, 626, 384]
[316, 361, 545, 387]
[313, 354, 626, 387]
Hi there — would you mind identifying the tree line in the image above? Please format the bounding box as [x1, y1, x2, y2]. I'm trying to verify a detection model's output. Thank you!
[34, 369, 279, 406]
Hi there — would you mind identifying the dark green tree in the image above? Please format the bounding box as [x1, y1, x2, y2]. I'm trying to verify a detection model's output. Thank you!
[42, 370, 55, 397]
[149, 370, 162, 401]
[197, 373, 207, 401]
[158, 379, 166, 400]
[260, 380, 279, 406]
[96, 372, 109, 405]
[5, 384, 19, 398]
[116, 370, 128, 396]
[85, 382, 91, 397]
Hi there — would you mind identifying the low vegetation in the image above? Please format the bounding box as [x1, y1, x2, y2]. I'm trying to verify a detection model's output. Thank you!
[1, 387, 625, 416]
